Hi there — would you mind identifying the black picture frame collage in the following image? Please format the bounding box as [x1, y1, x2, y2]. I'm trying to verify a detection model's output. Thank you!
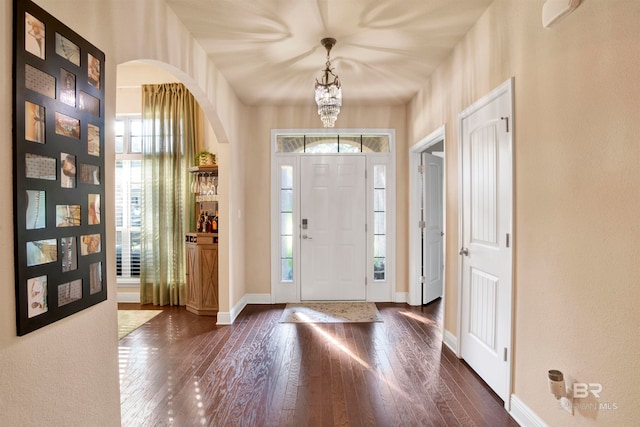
[13, 0, 107, 335]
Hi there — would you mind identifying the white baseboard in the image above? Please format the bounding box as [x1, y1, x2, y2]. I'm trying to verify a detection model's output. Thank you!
[245, 293, 272, 304]
[217, 294, 249, 325]
[509, 394, 547, 427]
[395, 292, 408, 303]
[214, 294, 271, 325]
[117, 291, 140, 303]
[443, 329, 458, 353]
[216, 291, 407, 325]
[216, 311, 232, 325]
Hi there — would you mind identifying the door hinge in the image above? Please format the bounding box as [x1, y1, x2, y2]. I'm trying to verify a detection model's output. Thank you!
[365, 276, 368, 285]
[420, 276, 426, 284]
[418, 164, 425, 174]
[506, 233, 510, 248]
[503, 347, 508, 362]
[418, 220, 426, 229]
[365, 224, 368, 232]
[500, 116, 510, 133]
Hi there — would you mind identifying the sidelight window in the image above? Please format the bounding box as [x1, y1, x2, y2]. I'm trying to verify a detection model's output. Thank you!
[373, 165, 386, 281]
[280, 165, 294, 282]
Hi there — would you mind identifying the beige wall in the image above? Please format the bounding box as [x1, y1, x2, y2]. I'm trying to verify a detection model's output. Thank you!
[1, 0, 245, 425]
[0, 1, 121, 424]
[243, 105, 408, 296]
[115, 61, 179, 115]
[408, 0, 640, 425]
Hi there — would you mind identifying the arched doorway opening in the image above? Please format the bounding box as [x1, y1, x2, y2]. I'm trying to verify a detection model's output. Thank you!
[114, 60, 227, 312]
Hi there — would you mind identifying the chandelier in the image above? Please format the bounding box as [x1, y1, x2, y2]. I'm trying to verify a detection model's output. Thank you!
[314, 38, 342, 128]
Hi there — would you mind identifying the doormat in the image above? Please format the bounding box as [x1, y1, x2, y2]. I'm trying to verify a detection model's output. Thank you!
[117, 310, 162, 339]
[279, 302, 383, 323]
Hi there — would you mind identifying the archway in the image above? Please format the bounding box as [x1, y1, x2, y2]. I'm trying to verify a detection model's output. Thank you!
[114, 60, 228, 316]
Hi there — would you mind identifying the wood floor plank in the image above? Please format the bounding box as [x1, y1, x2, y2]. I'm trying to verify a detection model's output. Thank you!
[119, 301, 518, 427]
[386, 306, 461, 427]
[347, 324, 394, 427]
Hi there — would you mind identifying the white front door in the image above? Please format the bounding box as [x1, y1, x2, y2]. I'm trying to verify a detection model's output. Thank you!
[459, 80, 513, 402]
[300, 155, 366, 301]
[422, 152, 444, 304]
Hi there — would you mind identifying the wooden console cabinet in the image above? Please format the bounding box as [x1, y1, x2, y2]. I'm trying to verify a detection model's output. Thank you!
[185, 233, 218, 316]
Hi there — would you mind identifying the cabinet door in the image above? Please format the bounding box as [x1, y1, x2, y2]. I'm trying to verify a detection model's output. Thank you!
[185, 243, 199, 308]
[198, 245, 218, 311]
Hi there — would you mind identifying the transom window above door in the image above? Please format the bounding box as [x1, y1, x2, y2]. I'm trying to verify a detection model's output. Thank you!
[276, 134, 390, 153]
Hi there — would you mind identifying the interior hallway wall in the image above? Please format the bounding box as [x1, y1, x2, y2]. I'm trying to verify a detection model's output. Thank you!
[1, 0, 246, 425]
[407, 1, 640, 425]
[243, 105, 408, 299]
[0, 0, 121, 424]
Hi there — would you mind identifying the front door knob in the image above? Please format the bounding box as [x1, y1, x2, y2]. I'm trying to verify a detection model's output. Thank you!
[459, 247, 469, 256]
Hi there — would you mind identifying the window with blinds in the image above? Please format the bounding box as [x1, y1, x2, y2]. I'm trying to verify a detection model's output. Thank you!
[115, 117, 142, 279]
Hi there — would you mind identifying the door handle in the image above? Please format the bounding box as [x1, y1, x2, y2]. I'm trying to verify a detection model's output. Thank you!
[302, 235, 313, 240]
[459, 247, 469, 256]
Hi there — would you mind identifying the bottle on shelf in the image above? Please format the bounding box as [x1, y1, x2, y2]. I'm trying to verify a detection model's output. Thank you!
[197, 212, 205, 233]
[212, 210, 219, 233]
[204, 211, 212, 233]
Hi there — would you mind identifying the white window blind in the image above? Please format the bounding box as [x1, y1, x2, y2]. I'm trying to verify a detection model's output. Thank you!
[115, 117, 142, 279]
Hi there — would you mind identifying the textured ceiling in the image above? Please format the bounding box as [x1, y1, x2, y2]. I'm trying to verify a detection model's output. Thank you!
[166, 0, 493, 106]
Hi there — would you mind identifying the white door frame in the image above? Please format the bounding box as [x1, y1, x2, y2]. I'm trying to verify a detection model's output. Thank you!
[408, 125, 446, 306]
[270, 129, 396, 304]
[457, 78, 514, 409]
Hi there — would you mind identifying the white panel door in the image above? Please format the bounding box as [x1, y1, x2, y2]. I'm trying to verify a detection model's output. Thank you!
[422, 153, 444, 304]
[300, 155, 366, 301]
[460, 83, 513, 402]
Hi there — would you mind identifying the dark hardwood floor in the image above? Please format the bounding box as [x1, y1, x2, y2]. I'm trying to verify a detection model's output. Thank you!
[118, 300, 518, 427]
